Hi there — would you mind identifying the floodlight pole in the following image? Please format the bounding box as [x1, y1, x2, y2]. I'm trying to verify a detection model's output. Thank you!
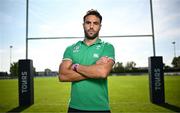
[150, 0, 156, 56]
[26, 0, 29, 59]
[172, 41, 176, 58]
[10, 45, 13, 66]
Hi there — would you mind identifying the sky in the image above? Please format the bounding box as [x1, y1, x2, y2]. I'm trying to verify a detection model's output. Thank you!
[0, 0, 180, 72]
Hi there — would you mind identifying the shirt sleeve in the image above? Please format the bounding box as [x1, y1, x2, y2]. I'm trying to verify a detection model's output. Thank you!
[62, 46, 73, 62]
[101, 43, 115, 62]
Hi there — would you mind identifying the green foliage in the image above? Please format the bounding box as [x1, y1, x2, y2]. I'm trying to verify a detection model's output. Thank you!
[10, 62, 18, 77]
[172, 56, 180, 68]
[124, 61, 136, 70]
[112, 61, 138, 73]
[44, 68, 51, 76]
[112, 62, 124, 72]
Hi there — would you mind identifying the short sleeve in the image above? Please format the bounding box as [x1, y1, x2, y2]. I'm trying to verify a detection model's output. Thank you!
[63, 46, 73, 61]
[101, 43, 115, 62]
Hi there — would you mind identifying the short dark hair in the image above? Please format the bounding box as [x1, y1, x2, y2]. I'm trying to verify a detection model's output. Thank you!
[83, 9, 102, 23]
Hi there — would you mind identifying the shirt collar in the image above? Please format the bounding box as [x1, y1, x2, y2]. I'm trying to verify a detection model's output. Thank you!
[94, 38, 102, 44]
[82, 38, 102, 46]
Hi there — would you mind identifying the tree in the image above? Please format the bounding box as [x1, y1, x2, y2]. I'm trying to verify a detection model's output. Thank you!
[163, 63, 171, 70]
[10, 62, 18, 77]
[171, 56, 180, 68]
[125, 61, 136, 70]
[44, 68, 51, 76]
[112, 62, 124, 72]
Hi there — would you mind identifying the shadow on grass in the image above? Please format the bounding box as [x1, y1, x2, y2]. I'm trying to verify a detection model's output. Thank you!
[156, 103, 180, 112]
[6, 105, 32, 113]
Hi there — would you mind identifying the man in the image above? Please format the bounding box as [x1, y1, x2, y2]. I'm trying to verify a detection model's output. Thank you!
[59, 9, 115, 113]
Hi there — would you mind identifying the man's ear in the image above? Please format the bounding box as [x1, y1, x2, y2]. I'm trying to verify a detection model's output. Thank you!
[82, 23, 85, 28]
[99, 24, 102, 30]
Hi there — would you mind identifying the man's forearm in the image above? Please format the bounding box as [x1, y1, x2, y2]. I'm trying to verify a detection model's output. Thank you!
[73, 57, 114, 79]
[59, 69, 87, 82]
[76, 64, 111, 79]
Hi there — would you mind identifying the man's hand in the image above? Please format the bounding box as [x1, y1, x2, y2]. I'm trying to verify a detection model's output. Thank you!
[59, 60, 87, 82]
[71, 64, 79, 72]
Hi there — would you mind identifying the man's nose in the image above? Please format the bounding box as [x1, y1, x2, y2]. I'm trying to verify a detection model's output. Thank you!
[90, 23, 94, 28]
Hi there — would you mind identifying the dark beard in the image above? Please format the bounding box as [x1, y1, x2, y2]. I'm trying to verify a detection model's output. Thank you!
[84, 30, 99, 40]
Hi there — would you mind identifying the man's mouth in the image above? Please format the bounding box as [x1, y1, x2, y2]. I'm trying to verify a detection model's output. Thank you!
[88, 30, 94, 34]
[89, 31, 94, 34]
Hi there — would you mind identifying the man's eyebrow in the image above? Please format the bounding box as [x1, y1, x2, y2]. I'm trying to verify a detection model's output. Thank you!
[93, 21, 99, 23]
[85, 20, 91, 23]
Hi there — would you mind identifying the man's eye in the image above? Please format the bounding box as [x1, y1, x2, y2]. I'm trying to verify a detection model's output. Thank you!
[94, 22, 99, 25]
[86, 21, 91, 24]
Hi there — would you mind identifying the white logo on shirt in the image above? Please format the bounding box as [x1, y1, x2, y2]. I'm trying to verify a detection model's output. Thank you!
[93, 53, 99, 58]
[73, 45, 80, 53]
[96, 45, 101, 50]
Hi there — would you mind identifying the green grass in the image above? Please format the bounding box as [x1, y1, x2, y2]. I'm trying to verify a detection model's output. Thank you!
[0, 75, 180, 113]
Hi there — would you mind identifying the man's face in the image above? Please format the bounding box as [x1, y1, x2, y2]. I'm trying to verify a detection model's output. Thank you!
[83, 15, 101, 40]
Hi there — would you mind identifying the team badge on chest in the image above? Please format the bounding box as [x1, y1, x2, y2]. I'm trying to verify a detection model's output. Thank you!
[73, 45, 80, 53]
[96, 45, 101, 50]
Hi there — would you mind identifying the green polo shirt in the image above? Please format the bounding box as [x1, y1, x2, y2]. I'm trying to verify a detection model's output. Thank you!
[63, 38, 115, 110]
